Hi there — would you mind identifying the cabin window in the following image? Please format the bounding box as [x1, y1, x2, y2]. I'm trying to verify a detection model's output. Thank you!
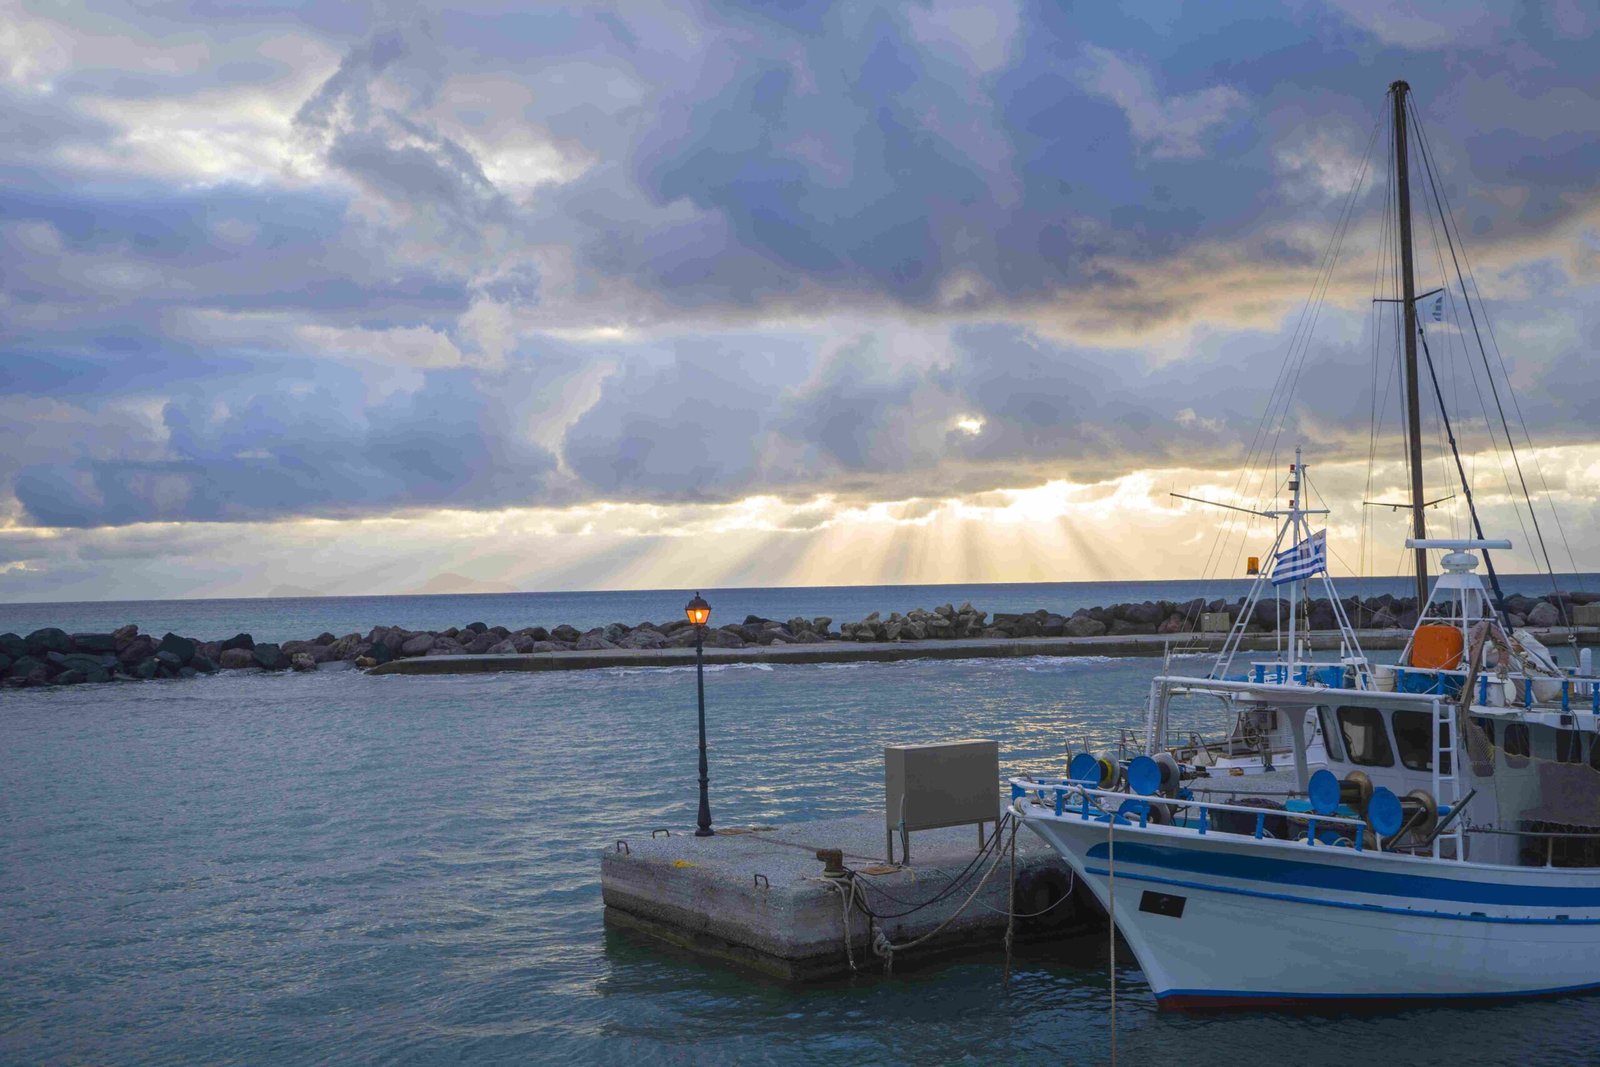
[1502, 722, 1531, 768]
[1392, 710, 1439, 772]
[1557, 729, 1585, 764]
[1337, 706, 1394, 767]
[1317, 707, 1345, 761]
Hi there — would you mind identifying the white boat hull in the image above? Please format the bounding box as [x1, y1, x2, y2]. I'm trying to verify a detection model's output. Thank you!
[1026, 812, 1600, 1009]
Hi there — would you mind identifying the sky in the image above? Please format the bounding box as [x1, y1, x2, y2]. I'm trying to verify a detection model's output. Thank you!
[3, 0, 1599, 602]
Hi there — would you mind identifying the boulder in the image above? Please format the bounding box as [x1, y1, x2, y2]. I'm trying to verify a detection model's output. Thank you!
[1109, 619, 1156, 636]
[134, 657, 161, 680]
[1157, 613, 1188, 635]
[71, 633, 118, 653]
[1068, 614, 1107, 639]
[290, 652, 317, 672]
[400, 633, 437, 657]
[812, 617, 833, 635]
[314, 632, 337, 646]
[518, 626, 551, 641]
[1041, 614, 1067, 638]
[0, 653, 9, 674]
[465, 621, 489, 634]
[0, 633, 26, 659]
[574, 635, 617, 651]
[280, 640, 318, 656]
[486, 639, 519, 654]
[191, 656, 218, 674]
[253, 644, 289, 670]
[529, 641, 563, 653]
[603, 623, 630, 644]
[118, 635, 158, 666]
[9, 654, 43, 678]
[156, 650, 183, 670]
[220, 633, 255, 652]
[1121, 602, 1165, 626]
[25, 628, 72, 655]
[620, 629, 666, 650]
[354, 656, 378, 669]
[550, 624, 580, 643]
[464, 633, 502, 654]
[1527, 601, 1564, 628]
[158, 632, 196, 665]
[368, 641, 394, 665]
[706, 628, 746, 649]
[424, 639, 465, 656]
[85, 667, 113, 683]
[54, 669, 87, 685]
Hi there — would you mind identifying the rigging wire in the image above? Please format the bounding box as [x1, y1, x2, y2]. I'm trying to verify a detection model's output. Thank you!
[1408, 97, 1578, 612]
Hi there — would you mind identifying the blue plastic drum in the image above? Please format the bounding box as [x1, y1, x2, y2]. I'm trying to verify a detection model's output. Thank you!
[1069, 752, 1101, 785]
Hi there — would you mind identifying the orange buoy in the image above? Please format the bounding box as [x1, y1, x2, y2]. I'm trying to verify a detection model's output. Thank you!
[1410, 623, 1464, 670]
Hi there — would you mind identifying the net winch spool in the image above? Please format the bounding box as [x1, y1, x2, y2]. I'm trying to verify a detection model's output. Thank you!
[1069, 752, 1118, 790]
[1367, 786, 1404, 837]
[1153, 752, 1182, 796]
[1340, 771, 1374, 816]
[1403, 789, 1439, 838]
[1127, 755, 1162, 797]
[1308, 768, 1341, 815]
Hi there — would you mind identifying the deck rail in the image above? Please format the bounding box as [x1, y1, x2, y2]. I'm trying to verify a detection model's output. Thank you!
[1009, 777, 1380, 851]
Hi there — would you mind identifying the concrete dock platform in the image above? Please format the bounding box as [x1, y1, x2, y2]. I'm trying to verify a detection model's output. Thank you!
[600, 814, 1096, 980]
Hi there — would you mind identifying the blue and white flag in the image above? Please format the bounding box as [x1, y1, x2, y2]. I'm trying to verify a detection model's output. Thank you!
[1272, 529, 1327, 586]
[1430, 294, 1444, 322]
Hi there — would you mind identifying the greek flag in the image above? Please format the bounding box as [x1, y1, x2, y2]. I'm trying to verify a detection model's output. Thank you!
[1272, 529, 1327, 586]
[1430, 294, 1444, 322]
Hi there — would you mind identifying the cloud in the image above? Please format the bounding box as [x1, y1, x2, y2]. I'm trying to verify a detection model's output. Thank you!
[1, 0, 1599, 604]
[1076, 45, 1246, 160]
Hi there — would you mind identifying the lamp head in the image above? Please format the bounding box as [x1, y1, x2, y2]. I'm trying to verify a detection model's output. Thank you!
[685, 593, 711, 627]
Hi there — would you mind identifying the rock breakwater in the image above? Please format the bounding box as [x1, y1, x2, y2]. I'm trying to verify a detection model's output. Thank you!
[3, 590, 1593, 689]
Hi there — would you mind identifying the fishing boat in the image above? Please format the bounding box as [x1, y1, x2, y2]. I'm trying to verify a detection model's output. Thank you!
[1010, 81, 1600, 1008]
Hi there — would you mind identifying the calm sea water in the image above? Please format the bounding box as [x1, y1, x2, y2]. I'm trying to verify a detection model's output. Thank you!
[2, 574, 1594, 643]
[6, 651, 1600, 1064]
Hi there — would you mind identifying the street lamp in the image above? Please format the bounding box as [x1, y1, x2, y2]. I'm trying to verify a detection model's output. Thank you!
[685, 593, 714, 837]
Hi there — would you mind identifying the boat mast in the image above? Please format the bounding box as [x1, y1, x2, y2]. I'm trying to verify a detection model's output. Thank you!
[1391, 79, 1430, 607]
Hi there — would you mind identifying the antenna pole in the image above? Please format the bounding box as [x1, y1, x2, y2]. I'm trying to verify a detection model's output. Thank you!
[1392, 79, 1430, 607]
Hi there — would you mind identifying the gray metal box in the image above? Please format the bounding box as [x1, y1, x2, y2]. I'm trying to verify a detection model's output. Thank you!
[884, 739, 999, 863]
[1200, 611, 1232, 633]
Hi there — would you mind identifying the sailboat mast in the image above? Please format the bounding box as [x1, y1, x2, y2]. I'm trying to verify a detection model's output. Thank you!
[1391, 79, 1430, 607]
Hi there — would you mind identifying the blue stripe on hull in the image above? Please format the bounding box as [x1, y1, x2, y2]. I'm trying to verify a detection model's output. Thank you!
[1084, 866, 1600, 924]
[1084, 840, 1600, 909]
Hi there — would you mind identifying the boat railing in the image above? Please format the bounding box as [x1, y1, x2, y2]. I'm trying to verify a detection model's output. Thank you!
[1389, 666, 1600, 711]
[1008, 777, 1380, 852]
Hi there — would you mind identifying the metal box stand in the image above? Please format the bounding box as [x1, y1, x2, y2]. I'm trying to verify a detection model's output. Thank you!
[884, 739, 1000, 864]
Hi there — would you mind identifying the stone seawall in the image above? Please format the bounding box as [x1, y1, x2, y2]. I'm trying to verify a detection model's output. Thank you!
[5, 589, 1595, 689]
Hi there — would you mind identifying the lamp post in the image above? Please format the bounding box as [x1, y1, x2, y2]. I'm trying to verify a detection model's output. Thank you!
[685, 593, 714, 837]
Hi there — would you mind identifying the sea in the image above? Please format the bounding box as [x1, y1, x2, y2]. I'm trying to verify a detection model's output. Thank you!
[5, 578, 1600, 1066]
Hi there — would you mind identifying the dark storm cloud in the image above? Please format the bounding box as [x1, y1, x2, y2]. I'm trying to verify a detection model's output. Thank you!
[2, 0, 1598, 537]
